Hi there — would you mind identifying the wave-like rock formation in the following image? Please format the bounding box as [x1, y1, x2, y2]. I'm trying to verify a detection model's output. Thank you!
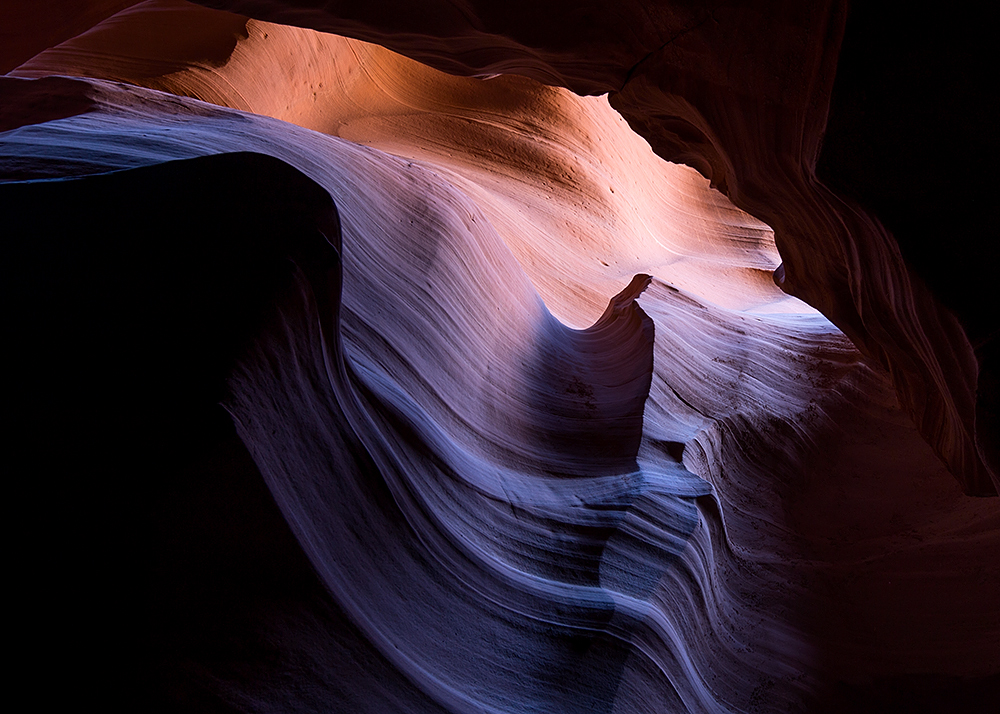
[160, 0, 999, 498]
[5, 1, 998, 711]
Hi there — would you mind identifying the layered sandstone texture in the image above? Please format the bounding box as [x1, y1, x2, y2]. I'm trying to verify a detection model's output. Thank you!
[4, 1, 997, 712]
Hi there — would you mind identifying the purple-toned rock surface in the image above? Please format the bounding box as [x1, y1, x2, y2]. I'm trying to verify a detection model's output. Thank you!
[4, 1, 997, 711]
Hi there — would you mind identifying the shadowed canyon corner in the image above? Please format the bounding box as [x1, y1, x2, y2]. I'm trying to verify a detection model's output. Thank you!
[3, 1, 997, 711]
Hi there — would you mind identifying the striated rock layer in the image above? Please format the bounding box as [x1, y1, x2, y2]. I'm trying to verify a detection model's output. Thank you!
[4, 1, 998, 712]
[174, 0, 995, 498]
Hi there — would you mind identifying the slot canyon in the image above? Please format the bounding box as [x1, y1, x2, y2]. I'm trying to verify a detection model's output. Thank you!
[3, 1, 997, 711]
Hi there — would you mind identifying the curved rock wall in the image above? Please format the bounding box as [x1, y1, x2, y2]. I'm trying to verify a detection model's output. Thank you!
[174, 0, 995, 497]
[4, 1, 997, 711]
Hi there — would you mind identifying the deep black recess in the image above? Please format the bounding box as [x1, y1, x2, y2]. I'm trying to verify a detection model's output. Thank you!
[4, 152, 345, 710]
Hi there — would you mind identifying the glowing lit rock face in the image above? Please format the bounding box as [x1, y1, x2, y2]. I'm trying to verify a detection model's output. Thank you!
[4, 1, 997, 711]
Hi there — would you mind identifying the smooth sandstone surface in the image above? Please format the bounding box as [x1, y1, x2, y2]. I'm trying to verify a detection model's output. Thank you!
[4, 1, 997, 711]
[174, 0, 996, 498]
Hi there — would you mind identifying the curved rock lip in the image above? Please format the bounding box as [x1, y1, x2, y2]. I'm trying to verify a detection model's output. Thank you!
[0, 75, 96, 132]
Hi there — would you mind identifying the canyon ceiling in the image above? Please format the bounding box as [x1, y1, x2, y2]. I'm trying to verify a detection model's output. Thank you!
[4, 1, 997, 712]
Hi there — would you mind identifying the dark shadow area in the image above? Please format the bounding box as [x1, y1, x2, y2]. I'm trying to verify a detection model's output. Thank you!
[818, 0, 999, 495]
[3, 153, 439, 711]
[817, 2, 997, 350]
[822, 673, 1000, 714]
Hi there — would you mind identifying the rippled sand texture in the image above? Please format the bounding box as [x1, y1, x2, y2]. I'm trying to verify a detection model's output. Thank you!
[4, 1, 998, 711]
